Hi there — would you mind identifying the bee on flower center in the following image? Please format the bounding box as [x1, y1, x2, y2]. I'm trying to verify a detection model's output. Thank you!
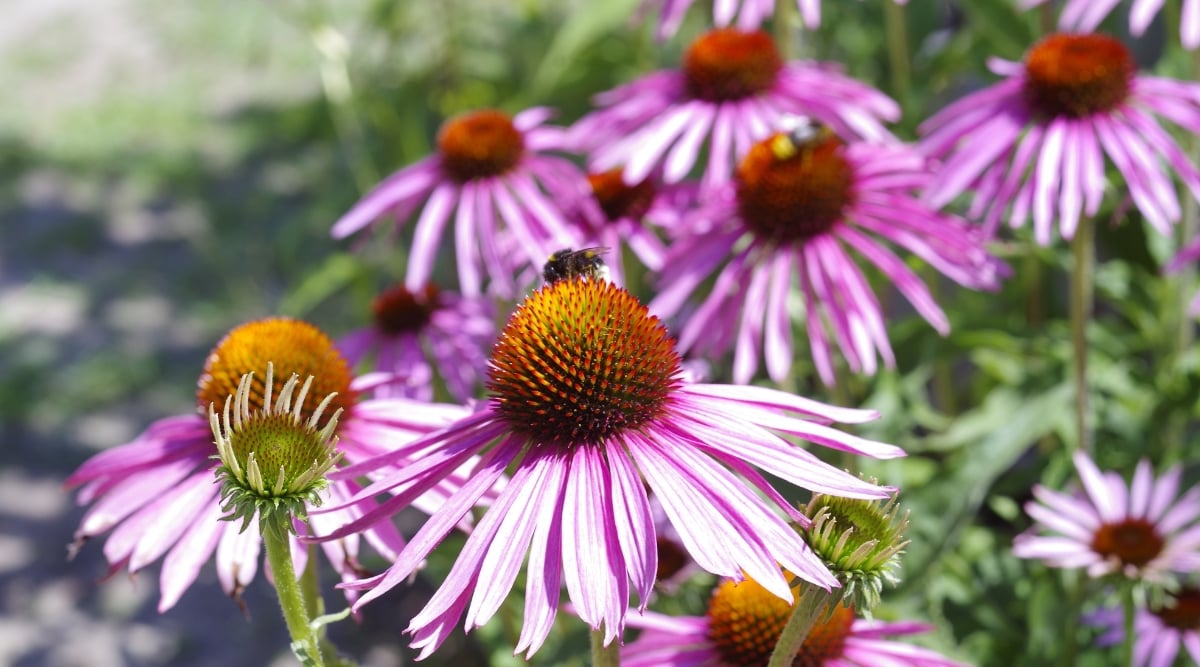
[769, 116, 834, 161]
[542, 247, 610, 284]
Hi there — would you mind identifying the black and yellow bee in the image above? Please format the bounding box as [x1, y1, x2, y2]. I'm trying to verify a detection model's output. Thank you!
[769, 117, 835, 161]
[542, 247, 610, 284]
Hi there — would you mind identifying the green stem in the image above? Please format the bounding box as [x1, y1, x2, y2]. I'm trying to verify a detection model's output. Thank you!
[1038, 3, 1056, 36]
[1025, 250, 1045, 328]
[883, 0, 911, 111]
[590, 627, 620, 667]
[263, 518, 325, 667]
[923, 268, 957, 415]
[1121, 584, 1136, 667]
[1062, 569, 1085, 667]
[767, 586, 832, 667]
[299, 544, 324, 625]
[1166, 0, 1181, 49]
[311, 26, 378, 195]
[300, 544, 348, 667]
[773, 0, 799, 60]
[1165, 46, 1200, 465]
[1069, 216, 1095, 454]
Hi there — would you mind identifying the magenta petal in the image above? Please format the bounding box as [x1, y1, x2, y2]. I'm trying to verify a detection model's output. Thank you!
[348, 437, 518, 609]
[331, 159, 438, 239]
[216, 517, 261, 599]
[463, 451, 557, 629]
[158, 500, 224, 612]
[605, 445, 656, 608]
[515, 456, 567, 658]
[682, 383, 880, 424]
[128, 476, 218, 573]
[561, 446, 627, 645]
[75, 458, 202, 538]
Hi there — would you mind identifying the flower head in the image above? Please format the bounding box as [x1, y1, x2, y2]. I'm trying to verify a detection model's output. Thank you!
[558, 168, 689, 285]
[332, 108, 596, 297]
[1014, 451, 1200, 581]
[803, 493, 909, 615]
[338, 283, 494, 402]
[921, 32, 1200, 243]
[65, 318, 468, 612]
[621, 575, 966, 666]
[318, 277, 904, 658]
[1091, 588, 1200, 666]
[211, 364, 343, 531]
[571, 28, 898, 189]
[1020, 0, 1200, 50]
[651, 127, 1003, 385]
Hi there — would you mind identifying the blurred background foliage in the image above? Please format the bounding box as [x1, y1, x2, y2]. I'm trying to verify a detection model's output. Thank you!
[3, 0, 1198, 665]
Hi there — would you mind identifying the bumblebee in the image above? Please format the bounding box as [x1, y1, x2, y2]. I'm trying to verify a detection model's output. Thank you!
[769, 116, 834, 161]
[542, 247, 610, 284]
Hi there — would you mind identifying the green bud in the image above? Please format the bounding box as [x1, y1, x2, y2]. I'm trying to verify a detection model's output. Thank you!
[210, 363, 343, 533]
[801, 491, 909, 617]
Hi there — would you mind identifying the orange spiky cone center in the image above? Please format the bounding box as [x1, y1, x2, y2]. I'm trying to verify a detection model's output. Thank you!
[438, 109, 525, 182]
[1024, 33, 1133, 118]
[684, 29, 782, 102]
[706, 576, 855, 666]
[486, 279, 682, 446]
[196, 318, 357, 429]
[736, 132, 854, 246]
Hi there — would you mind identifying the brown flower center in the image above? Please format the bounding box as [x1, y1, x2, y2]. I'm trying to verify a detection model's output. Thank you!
[372, 284, 440, 335]
[736, 132, 854, 246]
[1155, 588, 1200, 631]
[1090, 518, 1165, 567]
[1024, 33, 1133, 119]
[684, 29, 782, 102]
[437, 109, 525, 183]
[706, 577, 855, 666]
[486, 279, 681, 446]
[588, 169, 656, 222]
[196, 318, 357, 429]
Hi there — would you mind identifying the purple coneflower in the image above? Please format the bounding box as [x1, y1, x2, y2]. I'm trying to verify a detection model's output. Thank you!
[561, 168, 691, 286]
[331, 108, 594, 297]
[64, 318, 469, 612]
[1020, 0, 1200, 50]
[621, 576, 966, 667]
[1090, 588, 1200, 666]
[317, 276, 903, 658]
[337, 283, 494, 402]
[643, 0, 910, 40]
[921, 32, 1200, 243]
[571, 28, 898, 188]
[1013, 450, 1200, 580]
[649, 126, 1002, 386]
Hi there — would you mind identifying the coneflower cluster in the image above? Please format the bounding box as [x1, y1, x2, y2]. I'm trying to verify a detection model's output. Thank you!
[63, 0, 1200, 665]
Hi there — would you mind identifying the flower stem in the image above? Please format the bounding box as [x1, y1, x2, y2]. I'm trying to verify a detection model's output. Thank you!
[300, 543, 349, 667]
[590, 627, 620, 667]
[1069, 216, 1094, 454]
[1062, 569, 1085, 667]
[774, 0, 799, 60]
[263, 517, 325, 667]
[1121, 584, 1136, 667]
[883, 0, 911, 110]
[767, 586, 832, 667]
[1165, 45, 1200, 465]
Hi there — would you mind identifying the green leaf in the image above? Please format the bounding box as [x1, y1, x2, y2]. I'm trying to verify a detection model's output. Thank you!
[279, 252, 369, 318]
[528, 0, 643, 99]
[897, 383, 1072, 589]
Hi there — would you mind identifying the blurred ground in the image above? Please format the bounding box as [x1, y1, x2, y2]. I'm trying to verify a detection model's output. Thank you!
[0, 1, 437, 665]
